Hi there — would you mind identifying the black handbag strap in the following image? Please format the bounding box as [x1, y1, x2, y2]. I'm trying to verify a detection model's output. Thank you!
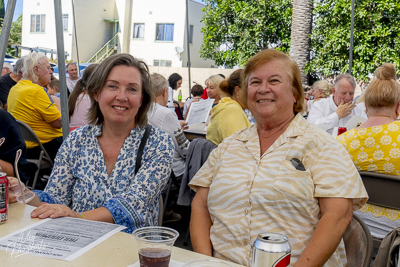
[135, 124, 152, 175]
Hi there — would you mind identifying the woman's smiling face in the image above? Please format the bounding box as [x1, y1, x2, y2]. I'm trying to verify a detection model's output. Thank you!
[247, 58, 296, 123]
[94, 65, 143, 128]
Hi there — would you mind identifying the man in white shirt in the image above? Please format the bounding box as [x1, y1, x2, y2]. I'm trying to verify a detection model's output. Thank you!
[148, 73, 189, 180]
[307, 73, 367, 134]
[66, 63, 80, 92]
[148, 73, 189, 221]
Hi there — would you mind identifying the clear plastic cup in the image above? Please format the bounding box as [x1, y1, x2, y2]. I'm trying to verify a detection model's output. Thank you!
[183, 259, 234, 266]
[9, 183, 35, 203]
[132, 226, 179, 267]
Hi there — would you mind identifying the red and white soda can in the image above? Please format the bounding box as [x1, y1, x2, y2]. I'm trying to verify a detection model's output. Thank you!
[251, 232, 291, 267]
[0, 172, 9, 223]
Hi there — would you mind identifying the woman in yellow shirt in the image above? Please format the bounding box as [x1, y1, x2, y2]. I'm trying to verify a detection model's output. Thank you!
[337, 63, 400, 238]
[206, 70, 251, 145]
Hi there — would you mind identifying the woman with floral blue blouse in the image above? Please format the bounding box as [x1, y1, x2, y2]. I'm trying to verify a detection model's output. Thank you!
[15, 54, 174, 233]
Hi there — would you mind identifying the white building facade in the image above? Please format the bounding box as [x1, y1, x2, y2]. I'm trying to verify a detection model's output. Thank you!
[21, 0, 214, 68]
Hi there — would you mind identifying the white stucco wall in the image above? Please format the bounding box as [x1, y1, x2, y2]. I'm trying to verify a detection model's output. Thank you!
[181, 0, 215, 68]
[22, 0, 215, 67]
[129, 0, 186, 67]
[72, 0, 116, 61]
[21, 0, 73, 59]
[22, 0, 116, 62]
[129, 0, 214, 68]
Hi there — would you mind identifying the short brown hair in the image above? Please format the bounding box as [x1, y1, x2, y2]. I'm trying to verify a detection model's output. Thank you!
[191, 84, 204, 97]
[242, 49, 304, 114]
[86, 53, 153, 127]
[219, 69, 242, 96]
[49, 79, 60, 92]
[365, 63, 400, 109]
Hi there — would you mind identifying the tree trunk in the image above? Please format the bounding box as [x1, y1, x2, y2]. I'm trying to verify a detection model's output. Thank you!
[290, 0, 313, 86]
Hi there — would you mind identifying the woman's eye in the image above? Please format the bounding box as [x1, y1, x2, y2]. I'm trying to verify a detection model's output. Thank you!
[129, 87, 137, 92]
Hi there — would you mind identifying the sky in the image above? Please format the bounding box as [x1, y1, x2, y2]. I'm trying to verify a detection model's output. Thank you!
[5, 0, 23, 21]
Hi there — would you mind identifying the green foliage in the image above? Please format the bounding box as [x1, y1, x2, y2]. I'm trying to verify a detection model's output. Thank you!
[0, 14, 22, 55]
[200, 0, 292, 68]
[8, 14, 22, 55]
[307, 0, 400, 81]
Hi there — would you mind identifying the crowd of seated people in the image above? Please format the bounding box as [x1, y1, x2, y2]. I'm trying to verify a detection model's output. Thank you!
[337, 63, 400, 239]
[4, 49, 400, 266]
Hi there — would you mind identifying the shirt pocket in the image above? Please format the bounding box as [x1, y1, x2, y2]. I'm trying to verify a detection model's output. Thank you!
[273, 157, 315, 201]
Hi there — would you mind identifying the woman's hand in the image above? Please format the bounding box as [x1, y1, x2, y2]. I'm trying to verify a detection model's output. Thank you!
[180, 121, 189, 130]
[192, 96, 201, 103]
[31, 203, 80, 219]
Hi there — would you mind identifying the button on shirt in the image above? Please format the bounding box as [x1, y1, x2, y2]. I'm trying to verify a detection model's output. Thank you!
[189, 114, 368, 266]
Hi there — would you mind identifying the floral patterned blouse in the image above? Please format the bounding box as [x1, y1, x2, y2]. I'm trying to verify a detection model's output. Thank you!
[35, 124, 174, 233]
[337, 121, 400, 175]
[337, 121, 400, 225]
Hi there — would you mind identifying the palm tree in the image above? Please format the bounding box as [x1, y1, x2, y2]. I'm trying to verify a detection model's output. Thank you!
[290, 0, 313, 86]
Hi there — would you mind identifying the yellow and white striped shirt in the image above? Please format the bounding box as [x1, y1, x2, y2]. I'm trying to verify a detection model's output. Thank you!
[190, 114, 368, 266]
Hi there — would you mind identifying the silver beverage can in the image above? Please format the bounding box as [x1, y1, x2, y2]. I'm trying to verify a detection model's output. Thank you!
[0, 172, 9, 224]
[251, 232, 291, 267]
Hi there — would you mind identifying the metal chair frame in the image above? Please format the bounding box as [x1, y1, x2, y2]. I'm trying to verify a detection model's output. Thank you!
[343, 213, 374, 267]
[359, 171, 400, 249]
[16, 120, 53, 189]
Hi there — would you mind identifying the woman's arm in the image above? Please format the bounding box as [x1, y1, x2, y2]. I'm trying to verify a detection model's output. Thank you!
[101, 130, 174, 233]
[294, 197, 353, 267]
[31, 203, 114, 223]
[190, 187, 213, 256]
[0, 159, 14, 176]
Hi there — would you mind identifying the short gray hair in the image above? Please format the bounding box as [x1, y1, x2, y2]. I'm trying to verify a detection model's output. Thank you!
[334, 73, 356, 90]
[66, 62, 77, 70]
[150, 73, 168, 97]
[3, 62, 12, 71]
[13, 57, 24, 75]
[22, 52, 48, 84]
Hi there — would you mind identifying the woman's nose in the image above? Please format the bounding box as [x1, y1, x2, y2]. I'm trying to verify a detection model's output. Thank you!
[257, 81, 270, 93]
[116, 89, 128, 101]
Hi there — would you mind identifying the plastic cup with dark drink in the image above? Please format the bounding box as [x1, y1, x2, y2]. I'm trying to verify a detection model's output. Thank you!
[133, 226, 179, 267]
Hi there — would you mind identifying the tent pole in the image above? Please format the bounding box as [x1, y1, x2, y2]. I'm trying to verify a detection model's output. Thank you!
[54, 0, 70, 139]
[0, 0, 17, 69]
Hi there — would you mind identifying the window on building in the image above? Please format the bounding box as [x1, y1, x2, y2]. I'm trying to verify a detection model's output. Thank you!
[62, 14, 68, 31]
[133, 23, 145, 39]
[189, 25, 194, 44]
[30, 14, 46, 33]
[154, 60, 172, 67]
[155, 23, 174, 41]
